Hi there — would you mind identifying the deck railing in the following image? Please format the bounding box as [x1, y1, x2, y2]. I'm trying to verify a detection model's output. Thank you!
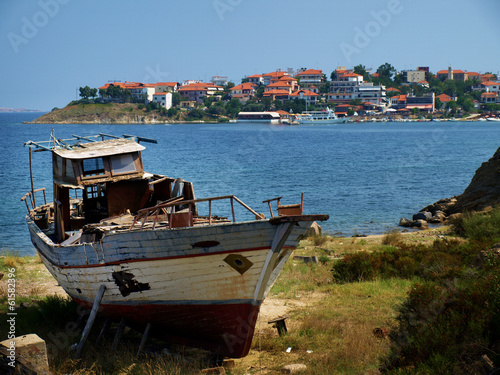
[21, 188, 47, 212]
[129, 195, 264, 231]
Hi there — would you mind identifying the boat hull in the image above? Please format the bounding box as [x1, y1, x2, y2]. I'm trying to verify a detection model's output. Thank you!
[28, 216, 321, 357]
[297, 118, 348, 124]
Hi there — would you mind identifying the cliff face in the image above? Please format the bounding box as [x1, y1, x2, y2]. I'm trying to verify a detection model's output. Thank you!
[446, 147, 500, 214]
[422, 147, 500, 216]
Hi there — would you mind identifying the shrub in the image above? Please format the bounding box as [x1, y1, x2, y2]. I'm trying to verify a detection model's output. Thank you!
[332, 251, 376, 283]
[382, 229, 404, 246]
[318, 255, 330, 265]
[452, 207, 500, 244]
[384, 272, 500, 373]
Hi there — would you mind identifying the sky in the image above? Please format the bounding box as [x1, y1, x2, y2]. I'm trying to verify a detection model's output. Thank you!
[1, 0, 500, 111]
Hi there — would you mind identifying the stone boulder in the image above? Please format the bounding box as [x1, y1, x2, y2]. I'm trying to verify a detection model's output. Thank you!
[421, 146, 500, 218]
[447, 147, 500, 214]
[412, 211, 432, 221]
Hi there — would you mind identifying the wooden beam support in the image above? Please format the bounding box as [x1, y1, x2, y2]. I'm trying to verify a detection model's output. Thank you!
[74, 285, 106, 359]
[136, 323, 152, 357]
[95, 319, 111, 347]
[112, 317, 127, 352]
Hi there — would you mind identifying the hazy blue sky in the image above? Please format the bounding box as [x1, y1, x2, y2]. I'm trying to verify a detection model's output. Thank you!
[1, 0, 499, 111]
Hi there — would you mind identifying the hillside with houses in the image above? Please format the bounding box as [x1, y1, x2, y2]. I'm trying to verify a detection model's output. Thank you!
[32, 64, 500, 124]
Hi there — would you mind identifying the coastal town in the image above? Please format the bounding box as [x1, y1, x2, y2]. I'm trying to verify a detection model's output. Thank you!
[73, 64, 500, 123]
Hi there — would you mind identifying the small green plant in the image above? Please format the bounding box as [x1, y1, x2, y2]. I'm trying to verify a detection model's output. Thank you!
[382, 229, 404, 246]
[318, 255, 330, 265]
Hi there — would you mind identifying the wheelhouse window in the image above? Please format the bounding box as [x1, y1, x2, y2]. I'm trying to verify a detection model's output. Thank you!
[85, 184, 105, 199]
[110, 153, 137, 175]
[82, 157, 105, 177]
[65, 159, 75, 180]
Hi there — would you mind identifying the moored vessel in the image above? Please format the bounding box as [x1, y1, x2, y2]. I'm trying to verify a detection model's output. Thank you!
[22, 132, 328, 358]
[295, 107, 348, 124]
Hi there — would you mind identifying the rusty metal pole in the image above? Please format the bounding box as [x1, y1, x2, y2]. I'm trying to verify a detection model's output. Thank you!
[29, 147, 36, 208]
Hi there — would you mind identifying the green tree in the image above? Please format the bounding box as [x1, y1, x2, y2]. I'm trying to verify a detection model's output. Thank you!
[225, 98, 242, 118]
[354, 64, 370, 82]
[446, 100, 458, 115]
[172, 92, 182, 106]
[255, 86, 265, 99]
[376, 63, 396, 80]
[167, 107, 178, 117]
[320, 81, 331, 94]
[243, 103, 264, 112]
[273, 100, 283, 111]
[434, 97, 442, 110]
[203, 96, 216, 108]
[261, 97, 272, 111]
[79, 86, 92, 100]
[208, 104, 226, 116]
[187, 108, 205, 119]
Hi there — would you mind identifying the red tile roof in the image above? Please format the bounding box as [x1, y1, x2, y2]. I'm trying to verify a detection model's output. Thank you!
[481, 92, 498, 97]
[386, 87, 401, 92]
[262, 89, 290, 96]
[267, 81, 291, 88]
[230, 82, 257, 91]
[296, 69, 323, 76]
[482, 81, 499, 86]
[289, 89, 319, 97]
[263, 71, 288, 78]
[437, 93, 452, 102]
[340, 73, 363, 78]
[436, 69, 466, 75]
[155, 82, 177, 87]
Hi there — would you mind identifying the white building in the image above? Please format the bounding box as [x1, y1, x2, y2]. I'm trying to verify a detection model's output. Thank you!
[212, 76, 229, 86]
[328, 73, 387, 107]
[152, 92, 172, 109]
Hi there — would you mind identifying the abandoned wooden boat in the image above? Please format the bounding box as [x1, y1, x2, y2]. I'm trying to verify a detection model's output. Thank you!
[22, 133, 328, 358]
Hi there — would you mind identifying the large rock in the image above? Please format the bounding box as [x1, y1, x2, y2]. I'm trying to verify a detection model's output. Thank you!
[422, 147, 500, 216]
[0, 334, 50, 374]
[412, 211, 432, 221]
[447, 147, 500, 214]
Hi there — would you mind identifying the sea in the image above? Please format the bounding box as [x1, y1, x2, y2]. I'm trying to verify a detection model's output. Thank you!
[2, 112, 500, 256]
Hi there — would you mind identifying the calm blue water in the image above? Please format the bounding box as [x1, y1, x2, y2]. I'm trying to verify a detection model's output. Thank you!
[1, 113, 500, 255]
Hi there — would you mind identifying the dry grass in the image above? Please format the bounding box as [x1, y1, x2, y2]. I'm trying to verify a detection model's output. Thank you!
[1, 229, 451, 374]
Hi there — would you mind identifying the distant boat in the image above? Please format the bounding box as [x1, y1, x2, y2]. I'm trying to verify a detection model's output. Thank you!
[486, 117, 500, 122]
[22, 132, 328, 358]
[295, 107, 348, 124]
[237, 112, 280, 123]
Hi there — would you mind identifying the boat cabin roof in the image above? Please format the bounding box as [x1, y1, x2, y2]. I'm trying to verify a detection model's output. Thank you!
[53, 138, 145, 160]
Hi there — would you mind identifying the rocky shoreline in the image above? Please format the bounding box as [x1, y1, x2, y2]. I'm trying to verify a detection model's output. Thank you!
[400, 146, 500, 229]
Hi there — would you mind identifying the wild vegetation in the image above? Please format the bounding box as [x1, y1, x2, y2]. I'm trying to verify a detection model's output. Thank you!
[1, 209, 500, 373]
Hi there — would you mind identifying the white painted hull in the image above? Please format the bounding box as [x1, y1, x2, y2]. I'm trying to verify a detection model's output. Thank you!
[27, 216, 318, 357]
[297, 118, 348, 124]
